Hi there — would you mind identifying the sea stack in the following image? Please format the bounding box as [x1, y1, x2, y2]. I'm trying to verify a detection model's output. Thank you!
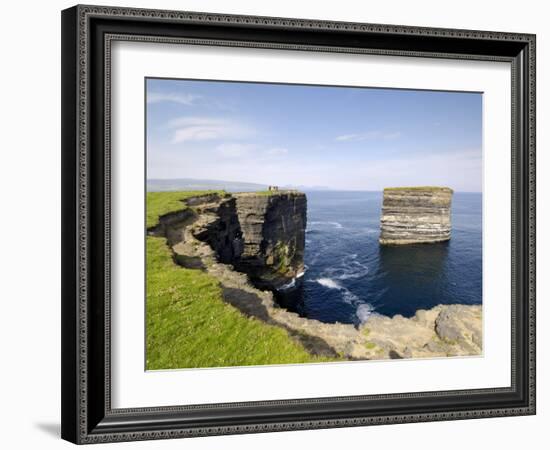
[379, 187, 453, 245]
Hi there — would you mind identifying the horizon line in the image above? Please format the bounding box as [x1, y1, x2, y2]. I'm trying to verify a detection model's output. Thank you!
[147, 178, 481, 193]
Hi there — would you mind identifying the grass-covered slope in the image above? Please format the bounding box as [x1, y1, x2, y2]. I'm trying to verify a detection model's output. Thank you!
[146, 191, 331, 369]
[146, 190, 220, 229]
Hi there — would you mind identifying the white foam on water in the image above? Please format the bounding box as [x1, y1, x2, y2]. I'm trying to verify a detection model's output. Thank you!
[342, 290, 360, 305]
[309, 221, 343, 229]
[315, 278, 361, 305]
[324, 257, 369, 281]
[356, 303, 375, 323]
[278, 278, 296, 291]
[316, 278, 342, 289]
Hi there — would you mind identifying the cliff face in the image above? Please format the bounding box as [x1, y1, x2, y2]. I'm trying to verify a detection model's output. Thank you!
[233, 192, 306, 290]
[380, 187, 453, 245]
[191, 195, 244, 264]
[154, 191, 307, 291]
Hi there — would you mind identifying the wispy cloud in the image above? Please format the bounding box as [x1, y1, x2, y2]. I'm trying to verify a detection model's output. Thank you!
[167, 117, 254, 144]
[147, 92, 201, 106]
[335, 131, 401, 142]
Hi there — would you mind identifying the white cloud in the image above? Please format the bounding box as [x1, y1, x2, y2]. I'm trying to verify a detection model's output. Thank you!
[167, 117, 254, 144]
[147, 92, 201, 106]
[335, 131, 401, 142]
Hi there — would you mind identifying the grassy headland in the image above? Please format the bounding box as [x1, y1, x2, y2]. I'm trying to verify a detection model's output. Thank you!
[146, 190, 333, 369]
[146, 190, 223, 229]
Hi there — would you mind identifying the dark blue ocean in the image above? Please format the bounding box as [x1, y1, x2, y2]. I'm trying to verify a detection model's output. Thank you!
[276, 191, 482, 325]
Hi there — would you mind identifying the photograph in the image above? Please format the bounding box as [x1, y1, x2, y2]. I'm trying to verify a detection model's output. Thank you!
[145, 78, 483, 370]
[57, 3, 536, 444]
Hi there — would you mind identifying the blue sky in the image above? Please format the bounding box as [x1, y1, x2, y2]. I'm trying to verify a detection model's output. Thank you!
[146, 78, 482, 192]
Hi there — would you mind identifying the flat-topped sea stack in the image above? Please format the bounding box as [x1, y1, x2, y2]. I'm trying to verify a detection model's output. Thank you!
[379, 186, 453, 245]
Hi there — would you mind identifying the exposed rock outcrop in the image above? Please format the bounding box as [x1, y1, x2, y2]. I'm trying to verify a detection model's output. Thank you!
[380, 187, 453, 245]
[360, 304, 482, 359]
[233, 192, 306, 290]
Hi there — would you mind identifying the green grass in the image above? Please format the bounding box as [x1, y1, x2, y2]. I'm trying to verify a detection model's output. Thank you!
[146, 191, 335, 369]
[384, 186, 453, 193]
[273, 241, 291, 275]
[146, 190, 222, 228]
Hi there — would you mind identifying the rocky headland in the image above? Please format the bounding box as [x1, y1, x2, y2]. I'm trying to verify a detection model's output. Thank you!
[380, 187, 453, 245]
[149, 190, 480, 361]
[233, 192, 306, 290]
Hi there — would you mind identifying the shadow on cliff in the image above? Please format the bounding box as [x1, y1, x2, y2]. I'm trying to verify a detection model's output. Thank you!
[221, 286, 339, 358]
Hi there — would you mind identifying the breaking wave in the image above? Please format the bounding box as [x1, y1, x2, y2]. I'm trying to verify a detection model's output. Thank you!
[278, 278, 296, 291]
[314, 271, 374, 324]
[315, 277, 342, 290]
[308, 221, 343, 229]
[356, 303, 375, 324]
[314, 278, 368, 313]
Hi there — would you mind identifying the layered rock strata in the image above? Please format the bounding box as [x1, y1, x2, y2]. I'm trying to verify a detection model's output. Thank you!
[380, 187, 453, 245]
[233, 192, 306, 290]
[151, 191, 306, 291]
[150, 192, 481, 360]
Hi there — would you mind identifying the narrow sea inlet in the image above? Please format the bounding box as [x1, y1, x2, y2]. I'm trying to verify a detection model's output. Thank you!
[276, 191, 482, 325]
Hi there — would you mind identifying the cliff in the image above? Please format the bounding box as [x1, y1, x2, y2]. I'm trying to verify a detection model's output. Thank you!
[152, 191, 306, 292]
[233, 192, 306, 290]
[380, 187, 453, 245]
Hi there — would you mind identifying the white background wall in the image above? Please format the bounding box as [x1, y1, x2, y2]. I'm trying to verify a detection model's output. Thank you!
[0, 0, 546, 448]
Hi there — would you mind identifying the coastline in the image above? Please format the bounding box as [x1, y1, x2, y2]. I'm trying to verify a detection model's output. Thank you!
[147, 191, 482, 366]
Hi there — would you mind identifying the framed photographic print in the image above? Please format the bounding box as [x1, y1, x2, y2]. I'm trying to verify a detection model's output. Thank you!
[61, 4, 536, 444]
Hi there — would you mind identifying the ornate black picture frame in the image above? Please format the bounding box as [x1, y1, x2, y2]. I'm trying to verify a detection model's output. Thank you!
[61, 4, 536, 444]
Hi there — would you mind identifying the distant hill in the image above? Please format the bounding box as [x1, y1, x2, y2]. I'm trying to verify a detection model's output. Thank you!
[282, 184, 330, 191]
[147, 178, 335, 192]
[147, 178, 268, 192]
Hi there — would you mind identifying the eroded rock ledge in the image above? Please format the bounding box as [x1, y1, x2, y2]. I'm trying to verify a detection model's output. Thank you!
[380, 187, 453, 245]
[150, 192, 480, 361]
[361, 304, 482, 359]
